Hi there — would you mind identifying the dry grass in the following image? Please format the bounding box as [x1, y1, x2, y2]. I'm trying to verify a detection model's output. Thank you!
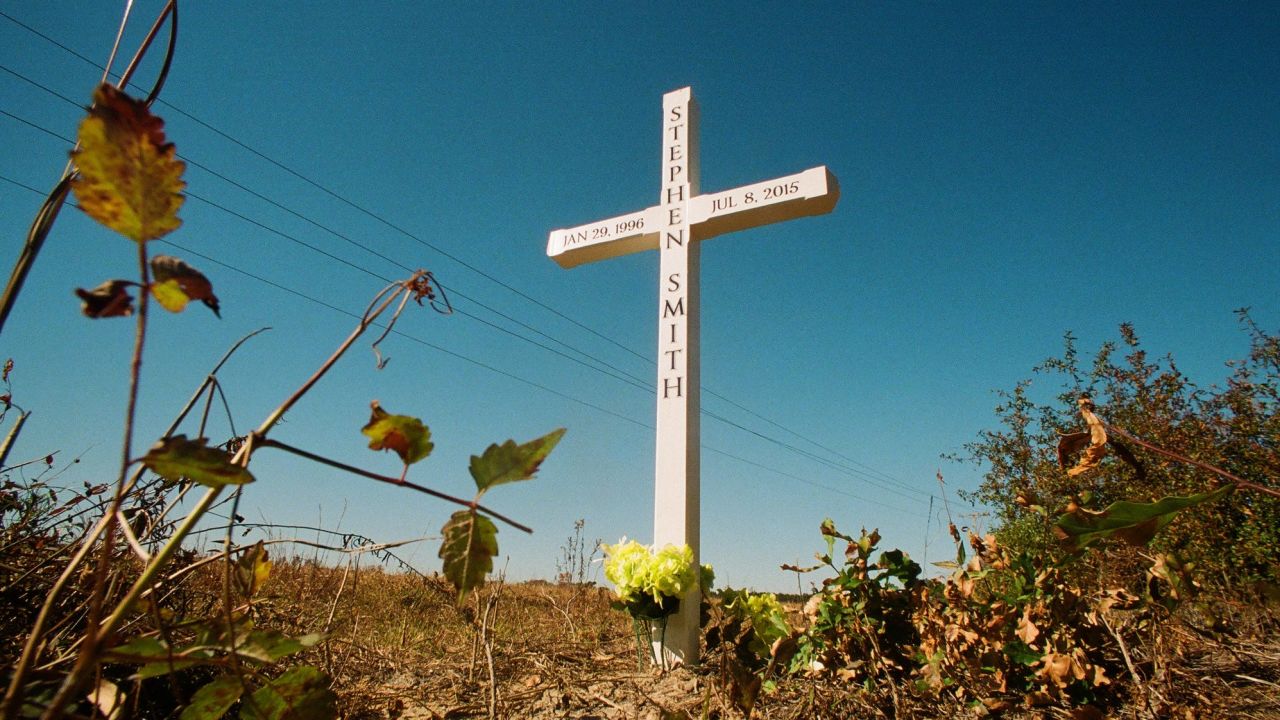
[243, 558, 1280, 720]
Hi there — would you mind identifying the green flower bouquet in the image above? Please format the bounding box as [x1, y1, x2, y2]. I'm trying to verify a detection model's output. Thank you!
[603, 539, 713, 667]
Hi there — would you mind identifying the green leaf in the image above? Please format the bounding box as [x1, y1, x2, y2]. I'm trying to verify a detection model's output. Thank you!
[141, 435, 254, 487]
[180, 676, 244, 720]
[361, 401, 433, 466]
[468, 428, 565, 494]
[107, 636, 206, 679]
[235, 630, 322, 663]
[240, 666, 336, 720]
[439, 510, 498, 598]
[1054, 485, 1235, 549]
[108, 636, 167, 658]
[1003, 640, 1041, 666]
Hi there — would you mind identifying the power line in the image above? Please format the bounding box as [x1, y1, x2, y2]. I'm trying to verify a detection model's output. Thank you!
[0, 61, 653, 389]
[0, 169, 925, 520]
[2, 22, 916, 494]
[0, 92, 932, 505]
[0, 26, 934, 504]
[0, 100, 933, 511]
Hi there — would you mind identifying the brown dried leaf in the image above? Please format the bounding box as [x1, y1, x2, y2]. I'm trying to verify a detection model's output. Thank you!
[1107, 439, 1146, 480]
[1016, 605, 1040, 645]
[150, 255, 220, 316]
[1039, 652, 1074, 688]
[1064, 397, 1108, 477]
[1056, 432, 1091, 468]
[75, 280, 135, 318]
[1070, 706, 1106, 720]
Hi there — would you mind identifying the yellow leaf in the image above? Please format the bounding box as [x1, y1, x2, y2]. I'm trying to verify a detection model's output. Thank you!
[86, 678, 124, 720]
[150, 279, 190, 313]
[71, 84, 185, 242]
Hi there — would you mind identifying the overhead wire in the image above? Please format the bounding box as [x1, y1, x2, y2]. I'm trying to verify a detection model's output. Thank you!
[0, 61, 652, 389]
[0, 105, 933, 516]
[0, 76, 657, 395]
[0, 60, 931, 503]
[0, 15, 932, 501]
[0, 171, 921, 516]
[0, 22, 936, 509]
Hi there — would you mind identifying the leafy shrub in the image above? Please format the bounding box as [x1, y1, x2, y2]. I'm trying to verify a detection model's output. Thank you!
[785, 521, 922, 688]
[959, 318, 1280, 589]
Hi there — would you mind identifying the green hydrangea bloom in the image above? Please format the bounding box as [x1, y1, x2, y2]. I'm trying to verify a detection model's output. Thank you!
[601, 539, 709, 617]
[724, 588, 792, 656]
[602, 539, 651, 603]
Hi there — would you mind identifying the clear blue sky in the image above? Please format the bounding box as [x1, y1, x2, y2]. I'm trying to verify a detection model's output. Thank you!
[2, 3, 1277, 592]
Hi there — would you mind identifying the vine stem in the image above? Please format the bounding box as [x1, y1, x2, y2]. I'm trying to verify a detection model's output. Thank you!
[254, 280, 405, 435]
[256, 438, 533, 534]
[1106, 424, 1280, 500]
[0, 1, 177, 337]
[40, 240, 151, 719]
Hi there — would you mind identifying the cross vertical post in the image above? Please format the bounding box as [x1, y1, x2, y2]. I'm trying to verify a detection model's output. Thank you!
[547, 86, 839, 667]
[653, 88, 701, 665]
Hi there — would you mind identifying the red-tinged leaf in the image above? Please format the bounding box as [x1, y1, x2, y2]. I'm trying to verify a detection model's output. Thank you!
[70, 84, 185, 242]
[468, 428, 565, 494]
[241, 665, 336, 720]
[179, 676, 243, 720]
[361, 401, 432, 466]
[150, 255, 221, 316]
[75, 279, 135, 318]
[2, 358, 12, 382]
[140, 435, 254, 488]
[439, 509, 498, 599]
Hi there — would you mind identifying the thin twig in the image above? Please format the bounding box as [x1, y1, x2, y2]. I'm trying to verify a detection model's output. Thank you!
[254, 280, 405, 435]
[0, 447, 55, 475]
[255, 437, 532, 534]
[1235, 674, 1280, 689]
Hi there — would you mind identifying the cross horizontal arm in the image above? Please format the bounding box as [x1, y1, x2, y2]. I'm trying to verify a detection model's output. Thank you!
[547, 206, 661, 268]
[546, 165, 838, 269]
[690, 166, 838, 242]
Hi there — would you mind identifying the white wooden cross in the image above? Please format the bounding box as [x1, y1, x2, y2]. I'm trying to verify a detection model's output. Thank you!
[547, 87, 839, 665]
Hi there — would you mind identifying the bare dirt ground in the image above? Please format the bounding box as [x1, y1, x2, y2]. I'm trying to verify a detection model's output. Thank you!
[262, 565, 1279, 720]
